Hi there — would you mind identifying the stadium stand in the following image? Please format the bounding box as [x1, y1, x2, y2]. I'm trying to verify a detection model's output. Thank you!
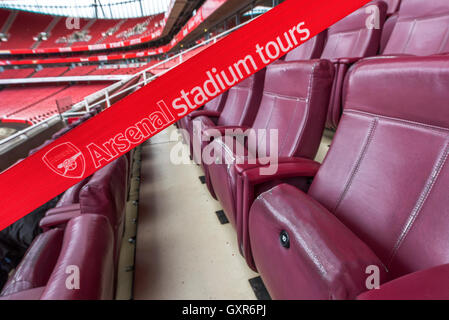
[31, 67, 69, 78]
[0, 68, 35, 79]
[0, 9, 164, 50]
[0, 85, 68, 117]
[62, 65, 98, 76]
[3, 0, 449, 302]
[0, 82, 111, 123]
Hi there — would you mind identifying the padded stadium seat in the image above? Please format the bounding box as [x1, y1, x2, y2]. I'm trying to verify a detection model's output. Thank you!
[329, 0, 449, 131]
[41, 156, 128, 263]
[178, 90, 228, 148]
[247, 55, 449, 299]
[206, 60, 334, 236]
[55, 176, 92, 208]
[188, 70, 265, 171]
[319, 1, 387, 130]
[0, 228, 64, 296]
[381, 0, 449, 56]
[283, 31, 326, 61]
[379, 13, 398, 53]
[381, 0, 402, 15]
[0, 214, 115, 300]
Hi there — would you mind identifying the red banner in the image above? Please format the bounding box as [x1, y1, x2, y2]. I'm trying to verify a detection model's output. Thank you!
[0, 0, 370, 230]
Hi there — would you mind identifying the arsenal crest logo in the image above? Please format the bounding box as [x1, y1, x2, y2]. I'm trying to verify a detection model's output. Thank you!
[42, 142, 86, 179]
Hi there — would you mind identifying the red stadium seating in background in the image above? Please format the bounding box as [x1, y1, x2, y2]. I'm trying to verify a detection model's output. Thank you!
[0, 82, 111, 123]
[31, 67, 69, 78]
[0, 9, 164, 50]
[62, 65, 97, 76]
[0, 68, 35, 79]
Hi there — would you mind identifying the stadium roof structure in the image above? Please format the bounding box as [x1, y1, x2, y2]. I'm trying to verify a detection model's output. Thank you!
[0, 0, 171, 19]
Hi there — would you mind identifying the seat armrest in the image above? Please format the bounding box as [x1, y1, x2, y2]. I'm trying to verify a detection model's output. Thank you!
[39, 211, 81, 231]
[187, 110, 221, 120]
[363, 54, 416, 61]
[357, 263, 449, 300]
[248, 184, 387, 298]
[235, 157, 320, 266]
[330, 57, 363, 65]
[203, 125, 251, 139]
[46, 203, 81, 216]
[235, 156, 320, 177]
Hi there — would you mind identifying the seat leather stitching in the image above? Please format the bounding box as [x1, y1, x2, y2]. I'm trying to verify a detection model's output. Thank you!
[388, 140, 449, 267]
[263, 91, 307, 101]
[333, 118, 378, 213]
[344, 109, 449, 133]
[403, 19, 417, 53]
[293, 61, 318, 156]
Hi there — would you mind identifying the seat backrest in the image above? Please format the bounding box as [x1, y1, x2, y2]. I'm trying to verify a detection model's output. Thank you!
[79, 156, 128, 233]
[0, 228, 64, 297]
[41, 215, 115, 300]
[379, 13, 398, 53]
[381, 0, 401, 15]
[56, 175, 92, 207]
[308, 56, 449, 279]
[216, 69, 265, 127]
[204, 90, 228, 112]
[383, 0, 449, 55]
[284, 31, 326, 61]
[247, 60, 334, 159]
[320, 1, 387, 60]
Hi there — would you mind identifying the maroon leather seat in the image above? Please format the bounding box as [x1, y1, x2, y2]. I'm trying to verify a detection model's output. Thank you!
[247, 55, 449, 299]
[377, 0, 402, 52]
[206, 60, 334, 235]
[328, 0, 449, 130]
[179, 90, 228, 148]
[321, 1, 387, 130]
[186, 71, 266, 198]
[55, 176, 92, 208]
[381, 0, 449, 56]
[188, 71, 265, 170]
[283, 31, 326, 61]
[0, 214, 115, 300]
[382, 0, 401, 15]
[0, 228, 64, 296]
[379, 13, 398, 53]
[41, 156, 128, 263]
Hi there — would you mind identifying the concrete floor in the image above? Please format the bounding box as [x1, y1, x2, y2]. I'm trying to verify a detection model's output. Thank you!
[133, 126, 332, 300]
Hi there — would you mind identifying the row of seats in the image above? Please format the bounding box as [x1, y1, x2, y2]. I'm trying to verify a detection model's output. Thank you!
[179, 0, 449, 299]
[31, 67, 69, 78]
[0, 68, 35, 79]
[0, 103, 142, 299]
[0, 63, 152, 79]
[0, 82, 112, 124]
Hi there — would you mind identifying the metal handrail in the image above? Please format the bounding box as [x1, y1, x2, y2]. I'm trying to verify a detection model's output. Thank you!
[0, 17, 255, 146]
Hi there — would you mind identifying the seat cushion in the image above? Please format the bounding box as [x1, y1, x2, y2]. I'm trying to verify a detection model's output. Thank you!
[249, 184, 387, 299]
